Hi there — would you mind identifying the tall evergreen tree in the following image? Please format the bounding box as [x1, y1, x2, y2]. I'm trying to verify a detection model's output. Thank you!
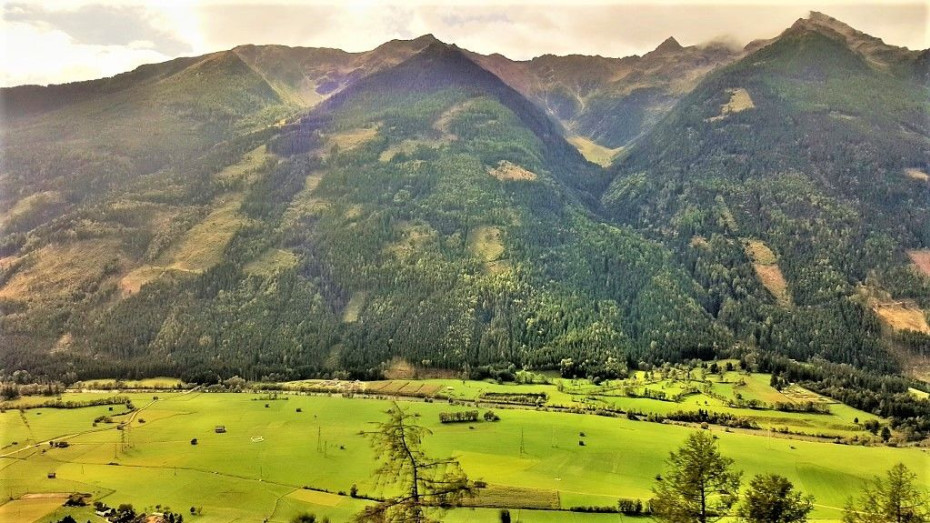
[652, 431, 742, 523]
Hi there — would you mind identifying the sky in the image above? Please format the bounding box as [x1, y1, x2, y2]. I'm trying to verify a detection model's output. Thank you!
[1, 0, 928, 88]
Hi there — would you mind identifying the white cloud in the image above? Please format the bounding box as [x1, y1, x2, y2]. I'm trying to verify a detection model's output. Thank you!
[1, 18, 171, 86]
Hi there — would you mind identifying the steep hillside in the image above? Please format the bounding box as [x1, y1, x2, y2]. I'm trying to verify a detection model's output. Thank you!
[0, 14, 927, 401]
[602, 13, 930, 373]
[469, 38, 740, 150]
[0, 50, 288, 238]
[0, 41, 721, 382]
[231, 33, 445, 106]
[0, 36, 449, 247]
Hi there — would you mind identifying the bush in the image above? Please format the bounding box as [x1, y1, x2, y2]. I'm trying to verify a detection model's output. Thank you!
[63, 493, 86, 506]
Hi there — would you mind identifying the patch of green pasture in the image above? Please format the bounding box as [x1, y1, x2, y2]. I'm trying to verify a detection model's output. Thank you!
[422, 376, 877, 438]
[3, 392, 926, 522]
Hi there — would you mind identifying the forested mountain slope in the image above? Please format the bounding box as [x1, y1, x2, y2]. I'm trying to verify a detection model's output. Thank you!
[0, 40, 721, 382]
[0, 12, 928, 406]
[603, 13, 930, 376]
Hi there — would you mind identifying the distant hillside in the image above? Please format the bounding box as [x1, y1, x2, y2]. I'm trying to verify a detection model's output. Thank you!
[602, 13, 930, 373]
[469, 37, 741, 150]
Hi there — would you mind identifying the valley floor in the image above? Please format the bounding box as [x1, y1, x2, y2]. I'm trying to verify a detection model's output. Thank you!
[1, 378, 927, 522]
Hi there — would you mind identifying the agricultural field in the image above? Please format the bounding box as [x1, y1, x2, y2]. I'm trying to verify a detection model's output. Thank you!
[2, 376, 926, 522]
[291, 369, 883, 440]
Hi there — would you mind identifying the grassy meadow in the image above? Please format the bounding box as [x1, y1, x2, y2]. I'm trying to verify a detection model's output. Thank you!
[1, 376, 927, 522]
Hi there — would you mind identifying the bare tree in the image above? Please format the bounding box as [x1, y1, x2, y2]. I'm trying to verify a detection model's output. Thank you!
[356, 403, 476, 522]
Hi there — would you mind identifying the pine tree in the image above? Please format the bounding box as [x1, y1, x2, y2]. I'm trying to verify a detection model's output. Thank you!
[652, 431, 742, 523]
[843, 463, 929, 523]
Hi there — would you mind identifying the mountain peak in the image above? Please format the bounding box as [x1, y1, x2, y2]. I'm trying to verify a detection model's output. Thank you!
[654, 36, 684, 53]
[790, 10, 859, 37]
[411, 33, 441, 45]
[780, 10, 917, 66]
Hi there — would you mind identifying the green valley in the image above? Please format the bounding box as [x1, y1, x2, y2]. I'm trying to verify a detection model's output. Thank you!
[1, 8, 929, 522]
[1, 370, 925, 522]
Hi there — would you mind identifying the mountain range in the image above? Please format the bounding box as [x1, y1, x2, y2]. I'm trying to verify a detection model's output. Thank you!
[0, 12, 928, 390]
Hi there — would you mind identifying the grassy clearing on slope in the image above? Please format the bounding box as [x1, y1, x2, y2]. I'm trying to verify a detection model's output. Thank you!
[244, 248, 298, 277]
[0, 190, 65, 231]
[467, 226, 505, 262]
[343, 291, 368, 323]
[707, 88, 755, 122]
[872, 301, 930, 334]
[488, 160, 537, 181]
[0, 238, 123, 302]
[213, 144, 273, 184]
[280, 171, 327, 230]
[119, 194, 248, 294]
[118, 265, 186, 295]
[157, 193, 247, 272]
[754, 265, 790, 304]
[384, 221, 436, 259]
[324, 126, 379, 156]
[859, 284, 930, 335]
[907, 250, 930, 277]
[909, 388, 929, 400]
[378, 138, 447, 162]
[567, 136, 622, 167]
[434, 99, 479, 138]
[745, 239, 791, 305]
[1, 391, 923, 522]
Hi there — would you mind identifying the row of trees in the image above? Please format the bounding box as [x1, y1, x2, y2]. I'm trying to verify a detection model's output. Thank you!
[437, 410, 479, 424]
